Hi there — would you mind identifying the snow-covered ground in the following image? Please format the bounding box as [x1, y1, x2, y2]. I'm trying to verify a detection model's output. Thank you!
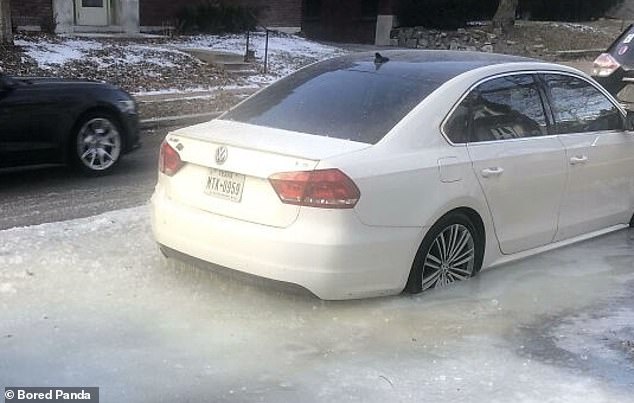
[178, 32, 348, 81]
[13, 38, 102, 67]
[12, 32, 346, 93]
[1, 207, 633, 402]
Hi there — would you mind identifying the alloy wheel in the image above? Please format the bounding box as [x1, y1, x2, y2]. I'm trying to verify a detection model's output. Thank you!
[76, 117, 121, 171]
[421, 224, 475, 291]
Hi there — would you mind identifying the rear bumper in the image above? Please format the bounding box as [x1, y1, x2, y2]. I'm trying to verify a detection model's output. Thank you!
[594, 69, 632, 96]
[150, 185, 422, 300]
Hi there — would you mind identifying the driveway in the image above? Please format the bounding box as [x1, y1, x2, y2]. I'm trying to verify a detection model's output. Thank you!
[0, 206, 633, 402]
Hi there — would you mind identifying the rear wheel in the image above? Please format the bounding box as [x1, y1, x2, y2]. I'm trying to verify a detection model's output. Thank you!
[71, 112, 123, 175]
[405, 213, 484, 294]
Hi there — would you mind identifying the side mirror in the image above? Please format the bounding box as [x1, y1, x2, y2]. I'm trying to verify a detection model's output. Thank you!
[625, 110, 634, 131]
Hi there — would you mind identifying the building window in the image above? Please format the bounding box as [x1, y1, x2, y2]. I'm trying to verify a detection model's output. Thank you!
[82, 0, 104, 7]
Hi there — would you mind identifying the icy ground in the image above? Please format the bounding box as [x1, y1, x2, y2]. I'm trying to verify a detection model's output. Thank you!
[0, 207, 633, 402]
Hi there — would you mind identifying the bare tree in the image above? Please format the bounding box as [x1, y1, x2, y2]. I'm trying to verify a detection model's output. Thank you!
[0, 0, 13, 44]
[493, 0, 519, 32]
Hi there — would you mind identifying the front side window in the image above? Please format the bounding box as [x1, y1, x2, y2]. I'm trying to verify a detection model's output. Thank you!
[542, 74, 622, 134]
[445, 74, 549, 143]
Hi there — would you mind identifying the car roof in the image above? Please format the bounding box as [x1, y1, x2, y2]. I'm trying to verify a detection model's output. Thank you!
[318, 50, 540, 78]
[345, 49, 535, 64]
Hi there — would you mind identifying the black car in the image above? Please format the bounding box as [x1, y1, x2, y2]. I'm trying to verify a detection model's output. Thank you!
[592, 24, 634, 98]
[0, 74, 140, 174]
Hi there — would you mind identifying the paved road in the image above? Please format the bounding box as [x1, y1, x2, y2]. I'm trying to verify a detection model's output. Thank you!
[0, 128, 167, 230]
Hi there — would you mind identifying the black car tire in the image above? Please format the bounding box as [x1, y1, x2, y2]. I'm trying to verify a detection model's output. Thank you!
[70, 111, 124, 176]
[405, 212, 484, 294]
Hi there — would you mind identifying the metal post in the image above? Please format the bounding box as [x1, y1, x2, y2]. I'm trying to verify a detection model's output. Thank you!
[264, 29, 269, 74]
[245, 30, 250, 62]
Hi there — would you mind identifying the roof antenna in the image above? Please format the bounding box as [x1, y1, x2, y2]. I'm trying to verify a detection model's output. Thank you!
[374, 52, 390, 64]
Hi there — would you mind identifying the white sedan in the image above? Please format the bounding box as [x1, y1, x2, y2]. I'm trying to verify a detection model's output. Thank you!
[151, 50, 634, 300]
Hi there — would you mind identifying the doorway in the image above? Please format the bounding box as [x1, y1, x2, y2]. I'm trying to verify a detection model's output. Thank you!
[75, 0, 110, 26]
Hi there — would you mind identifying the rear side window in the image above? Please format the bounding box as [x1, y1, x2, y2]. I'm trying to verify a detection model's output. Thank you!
[444, 95, 473, 144]
[445, 74, 549, 143]
[541, 74, 622, 134]
[222, 59, 464, 144]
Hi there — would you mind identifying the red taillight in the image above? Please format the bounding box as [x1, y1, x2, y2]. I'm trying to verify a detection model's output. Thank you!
[268, 168, 360, 209]
[159, 140, 183, 176]
[593, 53, 621, 77]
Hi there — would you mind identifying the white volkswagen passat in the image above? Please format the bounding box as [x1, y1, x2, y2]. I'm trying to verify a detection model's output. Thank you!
[151, 51, 634, 300]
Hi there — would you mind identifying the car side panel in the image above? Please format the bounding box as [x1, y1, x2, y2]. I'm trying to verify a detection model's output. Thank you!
[467, 137, 567, 254]
[0, 86, 80, 167]
[0, 87, 60, 166]
[322, 145, 478, 227]
[555, 131, 634, 240]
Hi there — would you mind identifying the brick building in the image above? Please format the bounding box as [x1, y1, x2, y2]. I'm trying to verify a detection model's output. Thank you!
[11, 0, 302, 34]
[140, 0, 302, 29]
[10, 0, 398, 44]
[302, 0, 397, 44]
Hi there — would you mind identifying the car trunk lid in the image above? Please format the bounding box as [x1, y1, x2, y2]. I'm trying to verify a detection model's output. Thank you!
[162, 119, 370, 228]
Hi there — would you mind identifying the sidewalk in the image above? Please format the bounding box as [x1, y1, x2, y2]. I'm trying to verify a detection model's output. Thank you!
[135, 86, 259, 129]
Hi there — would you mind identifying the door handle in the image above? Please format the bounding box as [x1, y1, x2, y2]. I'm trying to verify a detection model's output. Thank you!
[569, 155, 588, 165]
[481, 167, 504, 178]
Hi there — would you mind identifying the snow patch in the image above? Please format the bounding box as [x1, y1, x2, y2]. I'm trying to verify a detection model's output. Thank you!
[173, 32, 347, 83]
[0, 282, 16, 294]
[15, 39, 103, 68]
[14, 33, 345, 91]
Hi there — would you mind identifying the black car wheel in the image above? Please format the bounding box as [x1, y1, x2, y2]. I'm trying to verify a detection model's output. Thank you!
[405, 212, 484, 294]
[72, 112, 123, 175]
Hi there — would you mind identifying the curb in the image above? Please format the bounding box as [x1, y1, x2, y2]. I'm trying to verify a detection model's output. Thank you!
[554, 49, 603, 60]
[140, 112, 222, 130]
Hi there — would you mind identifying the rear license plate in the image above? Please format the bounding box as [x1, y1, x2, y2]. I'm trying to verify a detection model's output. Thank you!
[204, 169, 245, 202]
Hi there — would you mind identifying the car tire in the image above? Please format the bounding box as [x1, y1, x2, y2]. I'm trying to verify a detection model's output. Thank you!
[405, 212, 484, 294]
[71, 111, 123, 175]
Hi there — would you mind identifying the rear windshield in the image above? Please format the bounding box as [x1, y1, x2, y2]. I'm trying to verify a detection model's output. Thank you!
[222, 57, 465, 144]
[609, 24, 634, 64]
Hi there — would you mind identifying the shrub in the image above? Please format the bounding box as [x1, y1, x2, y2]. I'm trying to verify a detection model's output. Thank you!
[396, 0, 623, 28]
[178, 1, 259, 34]
[397, 0, 499, 29]
[519, 0, 623, 21]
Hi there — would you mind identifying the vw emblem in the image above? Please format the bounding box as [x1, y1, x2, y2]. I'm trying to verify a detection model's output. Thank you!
[215, 146, 228, 165]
